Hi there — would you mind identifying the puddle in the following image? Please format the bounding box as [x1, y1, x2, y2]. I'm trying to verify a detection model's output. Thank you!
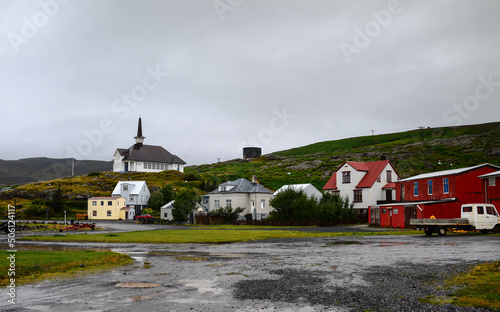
[115, 282, 162, 288]
[370, 241, 409, 247]
[178, 279, 221, 294]
[324, 241, 362, 246]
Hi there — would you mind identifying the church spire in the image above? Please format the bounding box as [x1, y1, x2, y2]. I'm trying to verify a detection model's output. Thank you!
[134, 117, 145, 146]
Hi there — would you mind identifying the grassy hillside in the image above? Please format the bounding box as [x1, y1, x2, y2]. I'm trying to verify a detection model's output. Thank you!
[189, 122, 500, 191]
[1, 122, 499, 208]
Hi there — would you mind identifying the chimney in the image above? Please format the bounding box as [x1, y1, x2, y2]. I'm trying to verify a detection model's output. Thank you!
[251, 175, 257, 184]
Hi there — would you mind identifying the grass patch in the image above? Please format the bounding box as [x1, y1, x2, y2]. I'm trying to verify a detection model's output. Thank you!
[420, 261, 500, 310]
[0, 249, 132, 286]
[21, 229, 420, 244]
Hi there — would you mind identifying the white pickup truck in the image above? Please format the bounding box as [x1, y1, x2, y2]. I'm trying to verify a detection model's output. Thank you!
[410, 203, 500, 236]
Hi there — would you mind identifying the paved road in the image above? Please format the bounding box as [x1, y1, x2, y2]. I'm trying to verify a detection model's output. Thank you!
[2, 232, 499, 311]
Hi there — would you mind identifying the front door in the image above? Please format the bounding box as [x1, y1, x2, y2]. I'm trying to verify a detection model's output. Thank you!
[404, 205, 417, 229]
[125, 211, 128, 219]
[124, 162, 129, 172]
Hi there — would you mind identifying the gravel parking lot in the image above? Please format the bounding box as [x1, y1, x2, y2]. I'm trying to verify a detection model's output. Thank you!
[2, 229, 499, 312]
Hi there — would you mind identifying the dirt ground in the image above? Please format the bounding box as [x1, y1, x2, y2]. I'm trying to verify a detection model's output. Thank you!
[2, 223, 499, 311]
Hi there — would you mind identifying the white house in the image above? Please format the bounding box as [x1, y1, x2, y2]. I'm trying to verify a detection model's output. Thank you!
[203, 177, 274, 220]
[323, 160, 400, 220]
[111, 181, 151, 215]
[113, 117, 186, 173]
[274, 183, 323, 200]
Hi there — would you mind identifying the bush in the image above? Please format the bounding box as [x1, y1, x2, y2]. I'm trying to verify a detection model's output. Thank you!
[208, 207, 245, 223]
[23, 205, 47, 219]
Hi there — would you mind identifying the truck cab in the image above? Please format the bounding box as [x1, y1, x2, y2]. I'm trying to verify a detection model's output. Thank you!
[461, 204, 500, 232]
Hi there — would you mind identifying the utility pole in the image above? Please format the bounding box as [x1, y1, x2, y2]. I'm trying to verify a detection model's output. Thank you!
[370, 130, 375, 144]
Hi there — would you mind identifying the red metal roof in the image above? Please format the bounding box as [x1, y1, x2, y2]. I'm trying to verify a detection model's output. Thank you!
[323, 172, 337, 190]
[382, 182, 396, 189]
[323, 160, 396, 190]
[350, 160, 391, 188]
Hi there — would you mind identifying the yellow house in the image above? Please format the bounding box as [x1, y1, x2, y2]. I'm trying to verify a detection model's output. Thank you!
[88, 197, 127, 220]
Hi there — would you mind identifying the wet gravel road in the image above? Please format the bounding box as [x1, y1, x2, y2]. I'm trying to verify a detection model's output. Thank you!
[2, 224, 499, 311]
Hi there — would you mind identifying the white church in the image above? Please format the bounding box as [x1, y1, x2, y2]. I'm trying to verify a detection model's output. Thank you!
[113, 117, 186, 173]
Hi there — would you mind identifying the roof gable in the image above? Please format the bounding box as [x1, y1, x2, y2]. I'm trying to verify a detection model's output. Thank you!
[354, 160, 392, 188]
[112, 181, 149, 195]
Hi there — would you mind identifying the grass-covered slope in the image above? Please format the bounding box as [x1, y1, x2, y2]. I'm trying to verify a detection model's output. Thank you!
[190, 122, 500, 191]
[2, 122, 499, 206]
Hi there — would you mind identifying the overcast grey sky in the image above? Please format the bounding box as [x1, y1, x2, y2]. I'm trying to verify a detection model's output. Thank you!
[1, 0, 499, 165]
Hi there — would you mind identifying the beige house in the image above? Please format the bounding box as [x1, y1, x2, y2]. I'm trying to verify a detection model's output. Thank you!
[203, 177, 274, 220]
[87, 197, 128, 220]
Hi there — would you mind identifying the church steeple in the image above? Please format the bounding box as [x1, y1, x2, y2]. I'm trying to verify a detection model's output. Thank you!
[134, 117, 145, 146]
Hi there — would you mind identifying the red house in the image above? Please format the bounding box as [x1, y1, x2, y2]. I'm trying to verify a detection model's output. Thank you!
[371, 163, 500, 228]
[479, 170, 500, 208]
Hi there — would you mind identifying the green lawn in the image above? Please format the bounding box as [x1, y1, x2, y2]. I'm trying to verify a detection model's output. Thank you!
[21, 228, 421, 244]
[420, 260, 500, 310]
[0, 250, 131, 286]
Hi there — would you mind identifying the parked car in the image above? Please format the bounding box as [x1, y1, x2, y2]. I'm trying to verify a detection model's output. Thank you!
[134, 214, 154, 223]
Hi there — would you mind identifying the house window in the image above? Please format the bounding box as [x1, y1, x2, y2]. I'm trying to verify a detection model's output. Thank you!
[143, 162, 147, 169]
[92, 201, 97, 206]
[107, 210, 112, 216]
[92, 210, 97, 216]
[353, 190, 362, 203]
[100, 201, 104, 206]
[342, 171, 351, 183]
[382, 208, 387, 214]
[400, 184, 405, 201]
[129, 195, 135, 201]
[443, 178, 449, 194]
[202, 197, 209, 204]
[386, 171, 392, 182]
[331, 190, 340, 196]
[261, 199, 265, 209]
[427, 180, 433, 195]
[393, 208, 398, 214]
[164, 213, 168, 218]
[214, 200, 220, 209]
[490, 177, 496, 187]
[122, 184, 128, 191]
[226, 199, 232, 208]
[413, 182, 419, 196]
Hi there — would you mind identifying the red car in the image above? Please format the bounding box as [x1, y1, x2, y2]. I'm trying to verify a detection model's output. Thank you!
[134, 214, 153, 220]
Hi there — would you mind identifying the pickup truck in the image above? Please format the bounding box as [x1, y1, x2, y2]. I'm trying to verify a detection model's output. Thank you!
[410, 203, 500, 236]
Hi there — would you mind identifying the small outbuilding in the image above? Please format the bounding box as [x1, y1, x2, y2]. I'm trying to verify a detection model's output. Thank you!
[273, 183, 323, 200]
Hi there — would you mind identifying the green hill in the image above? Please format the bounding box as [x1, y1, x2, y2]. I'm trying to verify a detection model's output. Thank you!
[1, 122, 499, 207]
[189, 122, 500, 191]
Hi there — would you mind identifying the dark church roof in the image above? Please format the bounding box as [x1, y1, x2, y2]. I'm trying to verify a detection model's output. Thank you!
[117, 117, 185, 165]
[117, 144, 186, 164]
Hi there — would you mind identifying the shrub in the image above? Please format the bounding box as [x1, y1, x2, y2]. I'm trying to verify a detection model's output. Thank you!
[208, 207, 245, 223]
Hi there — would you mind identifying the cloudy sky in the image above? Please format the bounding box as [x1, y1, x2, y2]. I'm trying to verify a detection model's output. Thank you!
[1, 0, 499, 165]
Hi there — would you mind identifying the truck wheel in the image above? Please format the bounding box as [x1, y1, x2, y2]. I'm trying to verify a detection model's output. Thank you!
[437, 227, 447, 236]
[494, 225, 500, 234]
[424, 229, 433, 236]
